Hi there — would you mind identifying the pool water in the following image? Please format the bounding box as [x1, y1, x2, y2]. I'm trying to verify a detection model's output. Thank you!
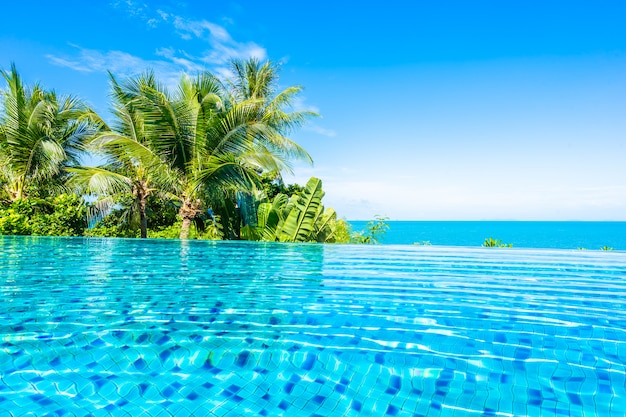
[1, 236, 626, 416]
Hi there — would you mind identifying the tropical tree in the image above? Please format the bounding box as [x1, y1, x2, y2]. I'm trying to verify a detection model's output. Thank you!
[227, 58, 315, 177]
[66, 59, 315, 240]
[136, 60, 316, 239]
[0, 63, 100, 202]
[133, 72, 250, 238]
[68, 73, 173, 238]
[216, 58, 317, 235]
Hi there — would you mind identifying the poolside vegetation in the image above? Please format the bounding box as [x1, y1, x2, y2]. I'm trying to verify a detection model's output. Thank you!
[350, 215, 390, 244]
[482, 237, 513, 248]
[0, 60, 385, 244]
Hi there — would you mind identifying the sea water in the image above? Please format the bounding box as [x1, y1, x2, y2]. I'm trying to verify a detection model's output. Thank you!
[348, 220, 626, 249]
[1, 236, 626, 416]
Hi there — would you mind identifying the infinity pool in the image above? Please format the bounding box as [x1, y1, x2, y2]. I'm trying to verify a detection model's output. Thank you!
[1, 236, 626, 416]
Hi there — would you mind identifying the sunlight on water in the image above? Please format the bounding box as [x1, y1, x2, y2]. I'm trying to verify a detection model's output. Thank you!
[1, 236, 626, 416]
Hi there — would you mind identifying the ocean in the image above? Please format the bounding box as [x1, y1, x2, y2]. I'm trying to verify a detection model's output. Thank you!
[347, 221, 626, 250]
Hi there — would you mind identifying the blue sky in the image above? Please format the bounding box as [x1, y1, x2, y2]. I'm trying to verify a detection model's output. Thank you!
[2, 1, 625, 220]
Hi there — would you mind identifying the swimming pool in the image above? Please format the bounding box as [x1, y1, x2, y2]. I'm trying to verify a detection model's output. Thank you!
[1, 236, 626, 416]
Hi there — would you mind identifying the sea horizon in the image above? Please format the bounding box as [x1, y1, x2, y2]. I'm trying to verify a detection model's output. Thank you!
[347, 220, 626, 249]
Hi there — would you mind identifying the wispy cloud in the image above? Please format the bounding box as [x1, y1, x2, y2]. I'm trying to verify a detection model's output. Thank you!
[46, 45, 188, 89]
[291, 96, 320, 114]
[46, 45, 152, 74]
[304, 123, 337, 138]
[154, 47, 205, 73]
[290, 97, 336, 137]
[110, 0, 153, 23]
[169, 15, 267, 64]
[50, 2, 267, 80]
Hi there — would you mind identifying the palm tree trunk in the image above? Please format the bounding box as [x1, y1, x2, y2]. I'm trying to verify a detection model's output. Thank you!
[179, 197, 200, 239]
[138, 196, 148, 238]
[180, 216, 192, 239]
[134, 181, 149, 238]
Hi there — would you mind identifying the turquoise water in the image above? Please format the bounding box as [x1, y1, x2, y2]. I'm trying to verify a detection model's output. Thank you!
[2, 236, 626, 416]
[349, 221, 626, 249]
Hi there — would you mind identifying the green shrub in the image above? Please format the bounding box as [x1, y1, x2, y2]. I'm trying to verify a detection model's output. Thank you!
[331, 219, 352, 243]
[84, 211, 139, 238]
[482, 237, 513, 248]
[351, 215, 390, 244]
[148, 221, 222, 240]
[0, 194, 87, 236]
[0, 209, 31, 235]
[31, 194, 88, 236]
[148, 223, 182, 239]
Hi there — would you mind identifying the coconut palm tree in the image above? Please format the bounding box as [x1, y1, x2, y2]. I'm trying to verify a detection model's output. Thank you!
[68, 73, 172, 238]
[137, 71, 286, 239]
[73, 59, 317, 240]
[227, 58, 315, 170]
[0, 64, 99, 202]
[213, 59, 317, 236]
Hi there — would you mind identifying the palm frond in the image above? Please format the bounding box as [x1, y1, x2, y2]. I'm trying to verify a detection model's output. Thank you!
[66, 166, 132, 196]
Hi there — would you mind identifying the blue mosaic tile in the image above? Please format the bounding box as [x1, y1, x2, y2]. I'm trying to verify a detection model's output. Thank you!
[2, 239, 626, 415]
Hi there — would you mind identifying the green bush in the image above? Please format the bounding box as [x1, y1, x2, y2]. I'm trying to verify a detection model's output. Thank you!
[0, 194, 87, 236]
[147, 221, 222, 240]
[0, 208, 31, 235]
[31, 194, 88, 236]
[482, 237, 513, 248]
[351, 215, 390, 244]
[84, 210, 139, 238]
[332, 219, 352, 243]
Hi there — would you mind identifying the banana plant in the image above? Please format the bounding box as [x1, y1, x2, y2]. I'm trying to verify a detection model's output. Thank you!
[278, 177, 324, 242]
[244, 177, 341, 243]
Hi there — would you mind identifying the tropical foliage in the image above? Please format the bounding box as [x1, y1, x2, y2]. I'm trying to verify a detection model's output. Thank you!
[68, 73, 173, 238]
[0, 63, 100, 202]
[68, 59, 316, 240]
[0, 194, 87, 236]
[240, 177, 347, 243]
[0, 59, 358, 243]
[0, 60, 394, 245]
[350, 215, 390, 244]
[482, 237, 513, 248]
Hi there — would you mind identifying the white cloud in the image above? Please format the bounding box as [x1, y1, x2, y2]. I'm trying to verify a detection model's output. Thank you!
[283, 163, 626, 220]
[154, 47, 205, 73]
[304, 123, 337, 138]
[110, 0, 151, 21]
[49, 4, 267, 81]
[156, 9, 169, 21]
[170, 15, 267, 64]
[291, 96, 336, 137]
[291, 96, 320, 113]
[46, 46, 151, 74]
[46, 45, 186, 90]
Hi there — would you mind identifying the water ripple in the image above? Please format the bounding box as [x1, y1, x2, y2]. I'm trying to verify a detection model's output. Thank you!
[1, 237, 626, 415]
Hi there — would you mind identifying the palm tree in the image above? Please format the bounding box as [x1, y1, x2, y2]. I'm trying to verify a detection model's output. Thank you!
[222, 58, 318, 235]
[68, 73, 172, 238]
[0, 64, 99, 202]
[227, 58, 315, 170]
[72, 58, 317, 240]
[138, 71, 283, 239]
